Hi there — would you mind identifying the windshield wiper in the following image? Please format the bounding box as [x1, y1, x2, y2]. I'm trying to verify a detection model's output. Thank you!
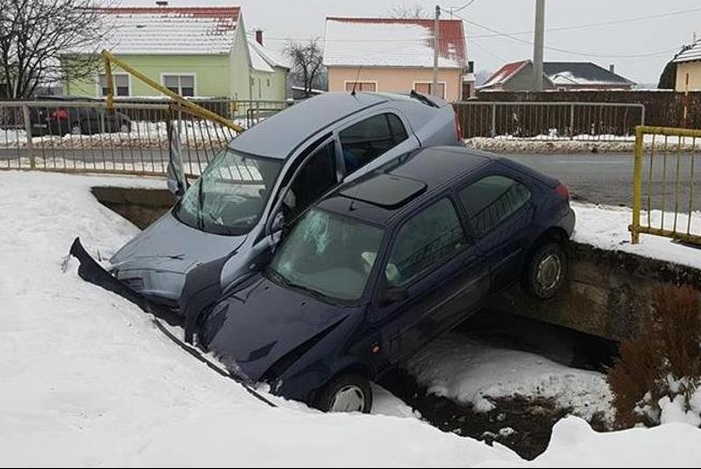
[197, 179, 205, 230]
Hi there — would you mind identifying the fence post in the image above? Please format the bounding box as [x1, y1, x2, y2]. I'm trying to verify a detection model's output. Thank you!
[569, 104, 575, 140]
[21, 104, 35, 170]
[491, 103, 497, 138]
[631, 126, 644, 244]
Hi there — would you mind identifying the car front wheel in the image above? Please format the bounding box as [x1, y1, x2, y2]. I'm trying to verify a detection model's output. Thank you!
[314, 373, 372, 414]
[523, 241, 566, 300]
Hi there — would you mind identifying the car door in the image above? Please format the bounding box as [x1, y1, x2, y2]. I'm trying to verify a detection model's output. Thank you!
[457, 171, 535, 293]
[370, 195, 490, 364]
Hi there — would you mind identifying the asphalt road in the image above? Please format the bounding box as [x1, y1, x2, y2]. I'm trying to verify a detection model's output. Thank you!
[502, 152, 701, 210]
[4, 148, 701, 210]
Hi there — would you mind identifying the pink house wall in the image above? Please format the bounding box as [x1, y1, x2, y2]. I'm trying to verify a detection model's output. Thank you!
[328, 67, 464, 101]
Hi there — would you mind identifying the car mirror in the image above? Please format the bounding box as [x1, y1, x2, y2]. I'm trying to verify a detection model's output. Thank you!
[270, 211, 285, 233]
[380, 286, 408, 306]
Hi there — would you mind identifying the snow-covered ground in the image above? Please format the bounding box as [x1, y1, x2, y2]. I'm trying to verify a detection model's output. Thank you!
[1, 170, 701, 467]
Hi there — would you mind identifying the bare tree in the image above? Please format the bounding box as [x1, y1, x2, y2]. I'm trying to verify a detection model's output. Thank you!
[0, 0, 112, 98]
[284, 39, 325, 97]
[385, 4, 429, 19]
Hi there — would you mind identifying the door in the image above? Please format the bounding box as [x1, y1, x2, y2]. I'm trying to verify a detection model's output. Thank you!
[372, 196, 490, 364]
[458, 173, 534, 293]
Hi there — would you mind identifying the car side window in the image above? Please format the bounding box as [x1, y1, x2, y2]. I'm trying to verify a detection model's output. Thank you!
[284, 142, 338, 220]
[384, 198, 467, 287]
[340, 113, 409, 175]
[458, 175, 532, 238]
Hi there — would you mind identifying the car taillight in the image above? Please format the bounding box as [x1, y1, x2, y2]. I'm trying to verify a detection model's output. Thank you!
[555, 183, 570, 201]
[454, 113, 463, 140]
[51, 108, 69, 120]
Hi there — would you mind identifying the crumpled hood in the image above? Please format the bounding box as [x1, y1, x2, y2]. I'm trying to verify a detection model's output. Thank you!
[202, 277, 351, 382]
[110, 210, 247, 273]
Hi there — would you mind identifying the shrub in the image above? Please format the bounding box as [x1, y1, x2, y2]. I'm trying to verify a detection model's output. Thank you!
[608, 285, 701, 429]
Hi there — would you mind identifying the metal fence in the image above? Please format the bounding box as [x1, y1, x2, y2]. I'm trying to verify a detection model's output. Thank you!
[0, 99, 292, 177]
[454, 101, 646, 142]
[630, 126, 701, 246]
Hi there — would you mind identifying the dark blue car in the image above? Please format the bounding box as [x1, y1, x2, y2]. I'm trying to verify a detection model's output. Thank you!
[190, 146, 575, 413]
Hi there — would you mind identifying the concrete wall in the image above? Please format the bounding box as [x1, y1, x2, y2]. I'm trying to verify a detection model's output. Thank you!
[490, 242, 701, 342]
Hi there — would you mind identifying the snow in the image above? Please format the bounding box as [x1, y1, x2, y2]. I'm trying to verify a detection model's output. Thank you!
[323, 19, 464, 69]
[1, 170, 701, 466]
[406, 334, 613, 421]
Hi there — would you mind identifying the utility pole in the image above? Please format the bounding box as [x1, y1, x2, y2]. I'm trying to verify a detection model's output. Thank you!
[533, 0, 545, 91]
[433, 4, 440, 96]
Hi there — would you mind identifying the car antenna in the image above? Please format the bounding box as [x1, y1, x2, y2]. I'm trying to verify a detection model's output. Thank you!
[351, 64, 363, 96]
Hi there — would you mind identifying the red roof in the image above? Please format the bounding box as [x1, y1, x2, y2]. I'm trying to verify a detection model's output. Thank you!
[479, 60, 529, 89]
[325, 17, 467, 68]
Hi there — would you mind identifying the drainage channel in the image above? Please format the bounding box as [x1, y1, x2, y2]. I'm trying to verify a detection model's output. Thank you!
[377, 309, 619, 461]
[95, 186, 621, 461]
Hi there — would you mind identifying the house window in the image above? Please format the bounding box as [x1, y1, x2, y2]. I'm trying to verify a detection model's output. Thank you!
[162, 74, 195, 97]
[414, 82, 446, 99]
[344, 81, 377, 92]
[99, 74, 130, 97]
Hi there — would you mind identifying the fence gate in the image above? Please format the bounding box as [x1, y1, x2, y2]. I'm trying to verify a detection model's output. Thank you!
[630, 126, 701, 246]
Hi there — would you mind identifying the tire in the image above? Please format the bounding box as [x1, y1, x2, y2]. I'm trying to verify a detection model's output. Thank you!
[522, 241, 566, 300]
[314, 373, 372, 414]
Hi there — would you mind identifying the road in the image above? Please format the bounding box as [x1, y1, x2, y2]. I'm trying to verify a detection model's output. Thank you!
[3, 148, 701, 210]
[502, 152, 701, 210]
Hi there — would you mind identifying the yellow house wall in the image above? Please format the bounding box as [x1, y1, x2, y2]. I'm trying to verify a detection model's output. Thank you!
[676, 62, 701, 91]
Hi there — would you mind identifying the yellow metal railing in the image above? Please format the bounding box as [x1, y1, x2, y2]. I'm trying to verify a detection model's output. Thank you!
[630, 125, 701, 245]
[101, 50, 244, 133]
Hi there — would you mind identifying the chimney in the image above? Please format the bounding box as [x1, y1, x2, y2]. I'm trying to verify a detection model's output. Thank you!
[255, 30, 263, 46]
[609, 64, 615, 74]
[155, 1, 168, 6]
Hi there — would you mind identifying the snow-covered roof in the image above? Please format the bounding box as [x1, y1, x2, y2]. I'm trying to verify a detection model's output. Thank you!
[479, 60, 634, 90]
[478, 60, 529, 89]
[95, 7, 240, 55]
[249, 39, 291, 72]
[674, 41, 701, 63]
[544, 63, 635, 87]
[323, 17, 467, 69]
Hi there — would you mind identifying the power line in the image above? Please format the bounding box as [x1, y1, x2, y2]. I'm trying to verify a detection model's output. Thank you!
[449, 9, 684, 60]
[447, 0, 478, 14]
[454, 5, 701, 39]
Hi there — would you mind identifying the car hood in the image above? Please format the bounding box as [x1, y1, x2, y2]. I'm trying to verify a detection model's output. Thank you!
[110, 210, 247, 273]
[202, 277, 352, 382]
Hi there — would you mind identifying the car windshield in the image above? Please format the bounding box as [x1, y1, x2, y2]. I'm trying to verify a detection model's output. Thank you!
[173, 149, 282, 236]
[268, 209, 385, 302]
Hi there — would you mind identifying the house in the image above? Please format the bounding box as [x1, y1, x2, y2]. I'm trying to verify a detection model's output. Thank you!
[479, 60, 635, 92]
[248, 30, 291, 101]
[323, 17, 473, 101]
[62, 5, 288, 101]
[673, 40, 701, 91]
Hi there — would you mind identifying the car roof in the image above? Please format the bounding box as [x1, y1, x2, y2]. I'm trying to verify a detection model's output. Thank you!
[229, 92, 413, 159]
[319, 146, 495, 225]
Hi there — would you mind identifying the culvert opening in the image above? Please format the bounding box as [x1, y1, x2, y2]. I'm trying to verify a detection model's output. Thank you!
[92, 186, 174, 230]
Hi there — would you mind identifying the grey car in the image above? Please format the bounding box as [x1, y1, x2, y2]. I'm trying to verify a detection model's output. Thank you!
[109, 91, 463, 310]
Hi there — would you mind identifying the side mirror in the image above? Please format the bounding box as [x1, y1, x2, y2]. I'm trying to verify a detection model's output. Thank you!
[270, 211, 285, 233]
[379, 286, 408, 306]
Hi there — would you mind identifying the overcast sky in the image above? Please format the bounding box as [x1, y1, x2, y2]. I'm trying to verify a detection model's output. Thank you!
[120, 0, 701, 86]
